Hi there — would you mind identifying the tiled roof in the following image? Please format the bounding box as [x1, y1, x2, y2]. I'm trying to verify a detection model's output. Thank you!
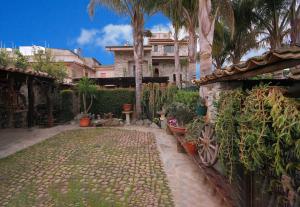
[193, 46, 300, 86]
[0, 67, 53, 79]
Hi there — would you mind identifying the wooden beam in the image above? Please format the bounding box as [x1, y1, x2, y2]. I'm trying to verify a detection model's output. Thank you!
[27, 77, 34, 128]
[199, 59, 300, 86]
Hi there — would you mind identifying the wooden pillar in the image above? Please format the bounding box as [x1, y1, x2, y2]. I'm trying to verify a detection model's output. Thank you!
[27, 77, 34, 128]
[46, 84, 54, 127]
[7, 76, 14, 128]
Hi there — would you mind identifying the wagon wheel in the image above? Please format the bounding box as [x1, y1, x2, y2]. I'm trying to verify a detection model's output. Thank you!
[198, 123, 219, 167]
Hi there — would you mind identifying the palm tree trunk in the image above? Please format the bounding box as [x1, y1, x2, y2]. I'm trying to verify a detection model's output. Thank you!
[198, 0, 215, 121]
[174, 26, 181, 88]
[188, 27, 197, 81]
[198, 0, 214, 77]
[133, 10, 144, 119]
[291, 1, 300, 44]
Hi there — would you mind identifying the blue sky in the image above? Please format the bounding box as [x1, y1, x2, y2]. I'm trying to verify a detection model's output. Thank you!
[0, 0, 171, 65]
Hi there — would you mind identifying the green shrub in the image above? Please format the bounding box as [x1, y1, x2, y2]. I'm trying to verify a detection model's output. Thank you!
[173, 90, 200, 111]
[166, 102, 195, 126]
[90, 88, 135, 117]
[142, 83, 177, 120]
[60, 90, 75, 122]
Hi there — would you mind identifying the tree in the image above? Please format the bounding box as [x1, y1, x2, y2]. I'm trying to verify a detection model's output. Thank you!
[212, 21, 231, 69]
[77, 77, 97, 115]
[161, 0, 185, 88]
[0, 49, 10, 68]
[290, 0, 300, 44]
[198, 0, 235, 77]
[182, 0, 199, 81]
[253, 0, 290, 49]
[88, 0, 159, 119]
[32, 49, 67, 83]
[14, 50, 29, 69]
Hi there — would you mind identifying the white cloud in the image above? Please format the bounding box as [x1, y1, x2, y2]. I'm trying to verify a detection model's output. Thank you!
[77, 29, 99, 45]
[96, 24, 132, 47]
[150, 23, 188, 40]
[76, 24, 132, 49]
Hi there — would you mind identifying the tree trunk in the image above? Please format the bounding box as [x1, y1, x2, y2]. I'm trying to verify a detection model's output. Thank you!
[174, 27, 181, 88]
[198, 0, 214, 78]
[188, 27, 197, 81]
[198, 0, 216, 121]
[133, 11, 144, 119]
[291, 2, 300, 45]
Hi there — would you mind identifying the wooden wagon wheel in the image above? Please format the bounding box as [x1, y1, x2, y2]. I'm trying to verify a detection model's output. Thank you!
[198, 123, 219, 167]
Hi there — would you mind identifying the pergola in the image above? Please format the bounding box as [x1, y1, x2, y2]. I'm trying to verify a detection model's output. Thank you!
[0, 67, 54, 128]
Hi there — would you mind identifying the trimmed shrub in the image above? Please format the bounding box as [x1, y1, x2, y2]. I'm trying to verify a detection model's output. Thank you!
[60, 90, 75, 122]
[90, 88, 135, 117]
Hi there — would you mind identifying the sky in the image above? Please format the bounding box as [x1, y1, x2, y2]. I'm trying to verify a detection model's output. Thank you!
[0, 0, 172, 65]
[0, 0, 266, 78]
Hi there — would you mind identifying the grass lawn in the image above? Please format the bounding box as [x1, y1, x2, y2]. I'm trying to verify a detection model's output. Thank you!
[0, 128, 173, 207]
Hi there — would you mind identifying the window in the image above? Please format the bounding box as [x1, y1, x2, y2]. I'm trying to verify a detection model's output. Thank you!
[154, 68, 159, 77]
[153, 45, 158, 52]
[133, 65, 136, 77]
[173, 74, 176, 82]
[164, 45, 174, 53]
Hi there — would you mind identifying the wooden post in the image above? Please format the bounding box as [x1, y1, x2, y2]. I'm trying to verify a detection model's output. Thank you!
[27, 77, 34, 128]
[7, 76, 14, 127]
[46, 84, 54, 127]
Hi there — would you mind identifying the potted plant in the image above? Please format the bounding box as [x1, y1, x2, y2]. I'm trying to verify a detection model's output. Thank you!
[185, 117, 205, 155]
[77, 77, 97, 127]
[166, 102, 195, 136]
[122, 103, 133, 112]
[196, 97, 207, 116]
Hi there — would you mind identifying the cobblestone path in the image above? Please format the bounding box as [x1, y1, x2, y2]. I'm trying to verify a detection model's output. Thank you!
[0, 128, 174, 207]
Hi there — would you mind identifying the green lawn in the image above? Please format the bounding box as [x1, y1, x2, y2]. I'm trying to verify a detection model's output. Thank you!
[0, 128, 173, 207]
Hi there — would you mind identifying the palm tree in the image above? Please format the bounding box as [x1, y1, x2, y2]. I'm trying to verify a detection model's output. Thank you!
[290, 0, 300, 44]
[212, 21, 231, 69]
[228, 0, 259, 64]
[88, 0, 158, 119]
[161, 0, 184, 88]
[198, 0, 235, 77]
[182, 0, 199, 80]
[253, 0, 290, 50]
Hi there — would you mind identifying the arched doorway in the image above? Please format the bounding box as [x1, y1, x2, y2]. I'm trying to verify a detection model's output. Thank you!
[154, 68, 159, 77]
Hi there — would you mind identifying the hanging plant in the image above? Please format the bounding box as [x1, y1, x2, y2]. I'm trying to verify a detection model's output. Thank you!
[215, 88, 245, 182]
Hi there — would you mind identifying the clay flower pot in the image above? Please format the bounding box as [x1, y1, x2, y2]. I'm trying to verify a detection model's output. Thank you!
[183, 141, 197, 155]
[80, 117, 90, 127]
[169, 125, 187, 136]
[122, 104, 133, 112]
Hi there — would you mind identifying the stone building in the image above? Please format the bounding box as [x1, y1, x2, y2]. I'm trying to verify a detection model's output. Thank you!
[18, 46, 100, 83]
[106, 32, 191, 83]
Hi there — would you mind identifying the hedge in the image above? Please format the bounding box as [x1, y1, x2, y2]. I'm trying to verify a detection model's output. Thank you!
[60, 90, 75, 122]
[90, 88, 135, 117]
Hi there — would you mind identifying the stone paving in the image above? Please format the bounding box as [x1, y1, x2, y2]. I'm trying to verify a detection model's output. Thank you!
[0, 124, 79, 158]
[0, 128, 174, 207]
[122, 126, 222, 207]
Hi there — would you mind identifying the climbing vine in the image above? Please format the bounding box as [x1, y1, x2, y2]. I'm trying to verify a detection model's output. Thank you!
[216, 85, 300, 205]
[215, 88, 245, 182]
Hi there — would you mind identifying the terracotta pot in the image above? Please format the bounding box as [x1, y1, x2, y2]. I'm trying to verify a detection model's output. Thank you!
[169, 125, 186, 136]
[183, 141, 197, 155]
[123, 104, 132, 112]
[80, 117, 90, 127]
